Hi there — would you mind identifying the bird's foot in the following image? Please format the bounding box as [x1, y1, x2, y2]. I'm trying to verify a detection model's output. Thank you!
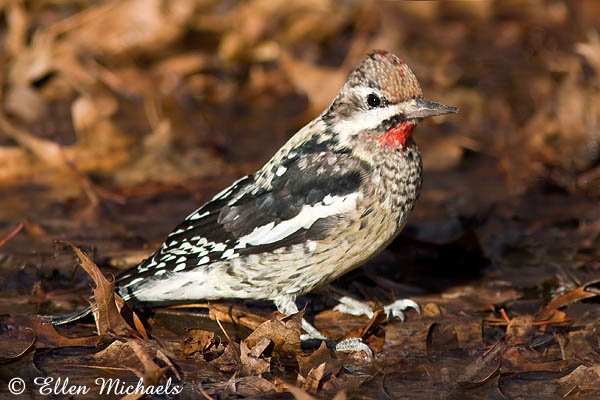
[276, 295, 373, 357]
[301, 319, 328, 341]
[333, 296, 420, 321]
[383, 298, 420, 321]
[334, 337, 373, 358]
[333, 296, 376, 318]
[300, 333, 373, 359]
[300, 317, 372, 358]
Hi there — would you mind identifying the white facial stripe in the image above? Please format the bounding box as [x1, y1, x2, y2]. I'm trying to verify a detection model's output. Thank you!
[235, 193, 358, 247]
[333, 99, 420, 136]
[334, 106, 398, 135]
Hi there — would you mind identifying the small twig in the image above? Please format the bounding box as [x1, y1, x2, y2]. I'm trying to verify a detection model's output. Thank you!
[0, 336, 36, 364]
[499, 308, 511, 324]
[531, 317, 572, 326]
[214, 316, 240, 363]
[157, 350, 181, 380]
[486, 308, 572, 327]
[198, 384, 216, 400]
[162, 303, 211, 309]
[63, 364, 132, 372]
[486, 322, 509, 326]
[379, 372, 393, 400]
[0, 223, 23, 249]
[46, 0, 121, 37]
[360, 310, 380, 339]
[65, 160, 126, 205]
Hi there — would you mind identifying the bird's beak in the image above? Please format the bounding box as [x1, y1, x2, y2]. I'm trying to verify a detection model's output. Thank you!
[404, 98, 458, 119]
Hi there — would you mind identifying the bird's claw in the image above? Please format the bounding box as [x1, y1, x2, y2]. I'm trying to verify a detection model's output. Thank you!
[300, 333, 327, 342]
[298, 297, 418, 357]
[333, 296, 375, 318]
[334, 296, 420, 321]
[300, 334, 373, 358]
[334, 337, 373, 359]
[383, 298, 420, 321]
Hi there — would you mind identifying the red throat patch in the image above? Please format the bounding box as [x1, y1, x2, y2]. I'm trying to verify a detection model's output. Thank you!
[378, 123, 415, 148]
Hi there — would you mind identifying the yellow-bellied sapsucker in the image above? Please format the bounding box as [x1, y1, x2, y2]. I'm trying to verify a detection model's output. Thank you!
[54, 50, 457, 355]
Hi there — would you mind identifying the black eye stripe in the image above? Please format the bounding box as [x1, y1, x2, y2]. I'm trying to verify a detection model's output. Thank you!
[381, 114, 405, 130]
[367, 93, 381, 108]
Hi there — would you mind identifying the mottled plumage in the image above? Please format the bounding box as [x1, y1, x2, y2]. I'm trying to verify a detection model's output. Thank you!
[54, 51, 457, 354]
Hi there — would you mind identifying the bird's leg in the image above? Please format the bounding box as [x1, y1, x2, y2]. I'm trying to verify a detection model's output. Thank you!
[274, 295, 327, 340]
[329, 290, 420, 321]
[274, 295, 372, 358]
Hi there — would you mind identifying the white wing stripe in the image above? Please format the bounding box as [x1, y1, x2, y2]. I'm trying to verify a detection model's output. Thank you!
[187, 210, 210, 221]
[236, 193, 358, 247]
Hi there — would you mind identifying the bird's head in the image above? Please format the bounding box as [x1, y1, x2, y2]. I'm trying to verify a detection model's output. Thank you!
[327, 50, 458, 148]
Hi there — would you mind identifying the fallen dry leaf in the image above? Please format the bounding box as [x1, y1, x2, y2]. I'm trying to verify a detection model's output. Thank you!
[457, 340, 504, 387]
[242, 311, 302, 358]
[156, 349, 182, 381]
[556, 365, 600, 396]
[427, 322, 459, 352]
[575, 30, 600, 79]
[70, 95, 132, 173]
[0, 113, 67, 169]
[127, 340, 169, 381]
[561, 324, 600, 363]
[297, 341, 341, 378]
[502, 347, 569, 372]
[181, 329, 217, 357]
[71, 0, 194, 57]
[240, 337, 271, 376]
[505, 315, 536, 345]
[230, 375, 277, 397]
[122, 339, 170, 400]
[0, 1, 599, 398]
[65, 242, 132, 336]
[32, 317, 101, 348]
[207, 303, 268, 332]
[300, 362, 326, 393]
[539, 280, 600, 320]
[285, 383, 347, 400]
[0, 336, 35, 364]
[454, 319, 484, 350]
[285, 384, 318, 400]
[279, 49, 347, 118]
[5, 84, 48, 122]
[211, 343, 242, 373]
[5, 0, 27, 58]
[115, 295, 149, 339]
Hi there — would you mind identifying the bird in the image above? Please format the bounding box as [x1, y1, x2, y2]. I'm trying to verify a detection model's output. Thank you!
[52, 50, 457, 355]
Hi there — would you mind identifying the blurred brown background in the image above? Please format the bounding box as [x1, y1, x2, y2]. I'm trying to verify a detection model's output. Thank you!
[1, 0, 598, 197]
[1, 0, 598, 286]
[1, 1, 600, 398]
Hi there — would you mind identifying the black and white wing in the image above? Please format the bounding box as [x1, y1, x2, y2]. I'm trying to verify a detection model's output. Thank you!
[116, 143, 366, 296]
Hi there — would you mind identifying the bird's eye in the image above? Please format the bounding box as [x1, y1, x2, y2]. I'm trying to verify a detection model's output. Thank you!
[367, 93, 381, 108]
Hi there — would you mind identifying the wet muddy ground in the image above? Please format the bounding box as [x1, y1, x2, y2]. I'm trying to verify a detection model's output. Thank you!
[1, 1, 600, 399]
